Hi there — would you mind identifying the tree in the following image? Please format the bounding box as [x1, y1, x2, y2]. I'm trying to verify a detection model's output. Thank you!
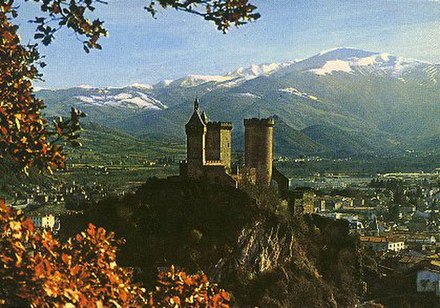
[0, 200, 231, 306]
[1, 2, 85, 174]
[1, 0, 259, 173]
[0, 201, 148, 306]
[25, 0, 260, 51]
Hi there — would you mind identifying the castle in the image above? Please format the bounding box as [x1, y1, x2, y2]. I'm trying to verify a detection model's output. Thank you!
[180, 99, 289, 196]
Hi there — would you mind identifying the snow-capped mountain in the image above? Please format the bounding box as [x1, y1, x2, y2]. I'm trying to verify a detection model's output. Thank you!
[38, 48, 440, 155]
[162, 62, 296, 89]
[227, 62, 296, 78]
[148, 48, 438, 90]
[75, 90, 166, 110]
[304, 48, 425, 78]
[275, 47, 439, 87]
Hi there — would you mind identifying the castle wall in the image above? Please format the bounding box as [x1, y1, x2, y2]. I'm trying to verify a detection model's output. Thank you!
[244, 118, 274, 187]
[206, 122, 232, 170]
[206, 125, 221, 161]
[272, 166, 289, 198]
[203, 165, 238, 188]
[219, 127, 232, 170]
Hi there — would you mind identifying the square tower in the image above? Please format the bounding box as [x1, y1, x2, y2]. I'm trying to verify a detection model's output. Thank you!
[206, 122, 233, 170]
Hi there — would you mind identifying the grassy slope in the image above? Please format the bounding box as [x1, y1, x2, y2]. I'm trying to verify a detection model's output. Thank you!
[68, 122, 185, 164]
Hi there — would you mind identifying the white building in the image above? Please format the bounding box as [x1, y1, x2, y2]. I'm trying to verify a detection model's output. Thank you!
[30, 214, 59, 232]
[360, 236, 405, 252]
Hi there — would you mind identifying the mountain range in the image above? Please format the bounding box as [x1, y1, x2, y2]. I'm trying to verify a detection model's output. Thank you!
[38, 47, 440, 157]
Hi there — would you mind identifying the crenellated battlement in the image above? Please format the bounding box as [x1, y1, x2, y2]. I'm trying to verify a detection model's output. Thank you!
[243, 117, 275, 127]
[207, 121, 233, 130]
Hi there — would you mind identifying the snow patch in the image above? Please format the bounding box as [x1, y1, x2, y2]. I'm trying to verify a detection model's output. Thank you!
[121, 97, 155, 108]
[76, 96, 95, 103]
[75, 91, 167, 110]
[130, 83, 153, 90]
[137, 92, 168, 109]
[77, 84, 95, 89]
[114, 93, 133, 100]
[227, 61, 295, 78]
[311, 60, 353, 76]
[178, 75, 234, 87]
[234, 92, 261, 98]
[91, 95, 106, 101]
[309, 49, 423, 77]
[279, 87, 320, 101]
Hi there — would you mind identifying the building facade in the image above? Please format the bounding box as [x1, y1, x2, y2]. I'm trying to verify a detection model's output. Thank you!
[360, 236, 405, 252]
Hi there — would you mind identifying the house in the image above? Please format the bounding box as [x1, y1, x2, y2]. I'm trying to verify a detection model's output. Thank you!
[30, 214, 59, 232]
[292, 188, 315, 214]
[353, 198, 365, 207]
[406, 234, 436, 246]
[349, 220, 364, 232]
[314, 199, 326, 212]
[360, 236, 405, 252]
[398, 255, 426, 271]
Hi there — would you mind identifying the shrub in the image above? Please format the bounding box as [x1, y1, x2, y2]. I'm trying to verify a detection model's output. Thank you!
[148, 265, 231, 307]
[0, 201, 147, 306]
[0, 201, 231, 307]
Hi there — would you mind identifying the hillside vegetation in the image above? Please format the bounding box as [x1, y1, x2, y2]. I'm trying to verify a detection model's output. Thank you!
[63, 178, 365, 307]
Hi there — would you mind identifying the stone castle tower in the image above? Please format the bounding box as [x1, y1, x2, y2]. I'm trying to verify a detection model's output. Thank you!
[181, 99, 288, 194]
[244, 118, 274, 187]
[181, 99, 236, 187]
[185, 99, 207, 178]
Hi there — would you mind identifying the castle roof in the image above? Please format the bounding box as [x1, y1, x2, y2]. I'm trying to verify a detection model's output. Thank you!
[186, 99, 206, 128]
[201, 111, 209, 125]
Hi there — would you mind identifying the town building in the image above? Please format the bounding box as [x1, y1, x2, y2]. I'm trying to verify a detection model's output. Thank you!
[292, 188, 315, 214]
[30, 214, 60, 232]
[360, 236, 405, 252]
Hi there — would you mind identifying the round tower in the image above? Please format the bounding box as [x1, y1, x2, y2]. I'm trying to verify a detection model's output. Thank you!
[244, 117, 275, 187]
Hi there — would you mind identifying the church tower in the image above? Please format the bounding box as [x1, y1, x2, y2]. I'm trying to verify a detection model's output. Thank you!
[185, 99, 207, 178]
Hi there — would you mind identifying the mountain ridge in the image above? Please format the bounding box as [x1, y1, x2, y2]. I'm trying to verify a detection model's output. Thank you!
[37, 47, 440, 157]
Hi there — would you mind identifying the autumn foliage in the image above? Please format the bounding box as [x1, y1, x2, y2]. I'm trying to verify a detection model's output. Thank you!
[148, 265, 231, 307]
[1, 3, 85, 174]
[146, 0, 260, 33]
[0, 201, 231, 307]
[0, 201, 147, 306]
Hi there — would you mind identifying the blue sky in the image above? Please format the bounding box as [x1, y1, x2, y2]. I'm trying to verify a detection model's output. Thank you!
[15, 0, 440, 88]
